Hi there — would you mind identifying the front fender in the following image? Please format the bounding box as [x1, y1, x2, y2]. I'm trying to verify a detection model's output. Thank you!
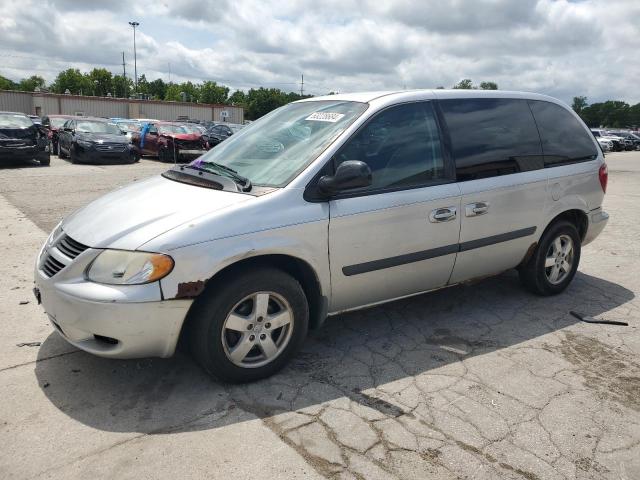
[159, 218, 330, 302]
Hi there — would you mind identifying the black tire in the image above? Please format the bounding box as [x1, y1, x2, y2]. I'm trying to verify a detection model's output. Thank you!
[39, 154, 50, 166]
[519, 220, 581, 296]
[126, 150, 139, 164]
[158, 147, 168, 162]
[58, 144, 67, 159]
[50, 140, 58, 156]
[188, 267, 309, 383]
[69, 144, 78, 164]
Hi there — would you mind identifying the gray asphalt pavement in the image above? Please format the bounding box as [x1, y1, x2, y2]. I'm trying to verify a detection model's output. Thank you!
[0, 152, 639, 479]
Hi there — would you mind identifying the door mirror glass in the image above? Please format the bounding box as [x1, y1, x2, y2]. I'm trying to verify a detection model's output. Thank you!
[318, 160, 372, 195]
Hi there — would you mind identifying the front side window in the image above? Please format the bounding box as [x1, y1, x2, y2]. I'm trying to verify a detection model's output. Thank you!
[158, 125, 186, 135]
[440, 98, 543, 181]
[334, 102, 445, 192]
[529, 101, 598, 166]
[192, 100, 368, 187]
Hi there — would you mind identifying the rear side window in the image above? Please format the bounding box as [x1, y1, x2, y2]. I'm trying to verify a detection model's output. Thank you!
[529, 101, 598, 166]
[439, 98, 543, 181]
[335, 101, 446, 192]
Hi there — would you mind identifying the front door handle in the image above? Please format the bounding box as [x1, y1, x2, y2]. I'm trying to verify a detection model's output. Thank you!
[430, 206, 457, 223]
[465, 201, 490, 217]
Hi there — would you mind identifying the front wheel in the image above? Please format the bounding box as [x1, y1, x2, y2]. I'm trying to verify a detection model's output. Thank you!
[188, 268, 309, 383]
[519, 220, 581, 296]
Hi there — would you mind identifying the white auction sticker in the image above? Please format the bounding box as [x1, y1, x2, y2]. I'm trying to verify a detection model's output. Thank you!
[305, 112, 345, 123]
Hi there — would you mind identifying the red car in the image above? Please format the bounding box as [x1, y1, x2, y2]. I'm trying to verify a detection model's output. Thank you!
[42, 114, 75, 156]
[132, 122, 208, 162]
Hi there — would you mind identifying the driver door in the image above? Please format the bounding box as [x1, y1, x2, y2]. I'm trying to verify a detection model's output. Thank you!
[327, 101, 461, 312]
[144, 124, 159, 155]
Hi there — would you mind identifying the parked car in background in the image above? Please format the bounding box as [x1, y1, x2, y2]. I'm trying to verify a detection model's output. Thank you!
[0, 111, 50, 166]
[591, 129, 624, 151]
[57, 117, 138, 164]
[27, 115, 42, 125]
[607, 131, 640, 150]
[42, 114, 74, 155]
[596, 137, 613, 152]
[33, 90, 608, 382]
[207, 123, 244, 146]
[113, 120, 141, 142]
[132, 122, 208, 162]
[180, 123, 211, 149]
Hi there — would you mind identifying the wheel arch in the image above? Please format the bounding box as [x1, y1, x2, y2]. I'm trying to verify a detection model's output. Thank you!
[177, 253, 327, 348]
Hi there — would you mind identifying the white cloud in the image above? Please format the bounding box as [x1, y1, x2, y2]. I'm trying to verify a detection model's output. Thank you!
[0, 0, 637, 104]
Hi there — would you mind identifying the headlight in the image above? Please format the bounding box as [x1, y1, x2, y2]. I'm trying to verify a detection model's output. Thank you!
[87, 250, 174, 285]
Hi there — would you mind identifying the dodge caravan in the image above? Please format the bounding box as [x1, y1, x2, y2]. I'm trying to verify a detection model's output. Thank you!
[34, 90, 609, 382]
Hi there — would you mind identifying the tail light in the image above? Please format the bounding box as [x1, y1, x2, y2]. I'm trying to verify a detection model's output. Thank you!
[598, 163, 608, 193]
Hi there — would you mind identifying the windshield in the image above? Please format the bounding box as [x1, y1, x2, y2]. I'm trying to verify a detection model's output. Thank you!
[192, 100, 368, 187]
[76, 121, 121, 134]
[116, 122, 140, 131]
[180, 124, 202, 134]
[159, 124, 188, 134]
[229, 125, 243, 133]
[50, 117, 68, 128]
[0, 114, 33, 129]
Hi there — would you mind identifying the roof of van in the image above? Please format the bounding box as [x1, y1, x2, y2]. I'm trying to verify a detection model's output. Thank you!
[296, 89, 563, 105]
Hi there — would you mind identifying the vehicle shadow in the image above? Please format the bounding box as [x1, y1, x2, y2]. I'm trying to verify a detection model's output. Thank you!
[0, 159, 45, 169]
[34, 270, 634, 434]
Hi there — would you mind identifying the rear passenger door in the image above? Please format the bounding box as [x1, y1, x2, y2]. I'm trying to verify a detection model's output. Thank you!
[327, 101, 461, 312]
[438, 97, 547, 283]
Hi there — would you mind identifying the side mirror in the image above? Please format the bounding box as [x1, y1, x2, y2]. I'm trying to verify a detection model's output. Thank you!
[317, 160, 372, 196]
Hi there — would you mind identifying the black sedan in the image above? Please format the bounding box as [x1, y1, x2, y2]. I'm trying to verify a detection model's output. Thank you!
[0, 111, 50, 166]
[57, 118, 139, 164]
[207, 123, 244, 146]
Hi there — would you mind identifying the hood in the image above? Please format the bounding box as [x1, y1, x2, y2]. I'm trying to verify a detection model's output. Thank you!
[62, 175, 253, 250]
[165, 133, 200, 141]
[0, 126, 37, 141]
[78, 132, 128, 144]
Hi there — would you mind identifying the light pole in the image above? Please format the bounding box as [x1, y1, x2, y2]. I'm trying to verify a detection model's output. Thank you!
[128, 21, 139, 97]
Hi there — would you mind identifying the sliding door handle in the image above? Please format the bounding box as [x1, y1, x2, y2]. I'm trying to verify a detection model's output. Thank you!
[430, 207, 457, 223]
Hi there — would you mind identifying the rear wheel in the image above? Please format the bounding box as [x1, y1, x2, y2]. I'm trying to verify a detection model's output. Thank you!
[58, 144, 67, 159]
[188, 268, 309, 383]
[519, 220, 581, 295]
[39, 153, 50, 166]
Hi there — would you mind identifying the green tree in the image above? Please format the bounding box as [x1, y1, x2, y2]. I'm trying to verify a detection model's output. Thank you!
[0, 75, 18, 90]
[572, 96, 588, 115]
[112, 75, 133, 98]
[178, 81, 200, 102]
[164, 83, 183, 101]
[147, 78, 167, 100]
[51, 68, 92, 95]
[88, 68, 113, 97]
[243, 88, 309, 120]
[479, 81, 498, 90]
[228, 90, 246, 106]
[18, 75, 45, 92]
[453, 79, 474, 89]
[200, 81, 229, 104]
[136, 74, 149, 96]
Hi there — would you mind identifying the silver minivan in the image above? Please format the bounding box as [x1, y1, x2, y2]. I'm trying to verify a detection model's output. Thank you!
[34, 90, 609, 382]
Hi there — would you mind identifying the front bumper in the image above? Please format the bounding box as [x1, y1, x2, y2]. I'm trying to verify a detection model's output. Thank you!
[0, 144, 39, 161]
[34, 241, 192, 359]
[75, 144, 135, 163]
[583, 208, 609, 246]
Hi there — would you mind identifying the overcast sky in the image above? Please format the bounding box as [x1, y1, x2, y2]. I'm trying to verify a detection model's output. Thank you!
[1, 0, 638, 104]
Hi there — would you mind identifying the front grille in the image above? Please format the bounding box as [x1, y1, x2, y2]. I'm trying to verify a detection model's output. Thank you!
[57, 234, 89, 260]
[176, 140, 201, 150]
[95, 143, 126, 152]
[41, 255, 65, 278]
[40, 234, 90, 278]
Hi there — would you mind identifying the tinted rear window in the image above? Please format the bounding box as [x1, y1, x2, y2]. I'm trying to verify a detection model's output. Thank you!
[529, 101, 598, 166]
[439, 98, 543, 181]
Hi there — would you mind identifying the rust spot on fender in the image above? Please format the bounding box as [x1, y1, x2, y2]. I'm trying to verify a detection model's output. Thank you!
[175, 280, 206, 299]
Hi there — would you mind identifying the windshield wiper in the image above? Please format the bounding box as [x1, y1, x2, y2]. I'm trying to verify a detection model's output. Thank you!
[181, 163, 252, 192]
